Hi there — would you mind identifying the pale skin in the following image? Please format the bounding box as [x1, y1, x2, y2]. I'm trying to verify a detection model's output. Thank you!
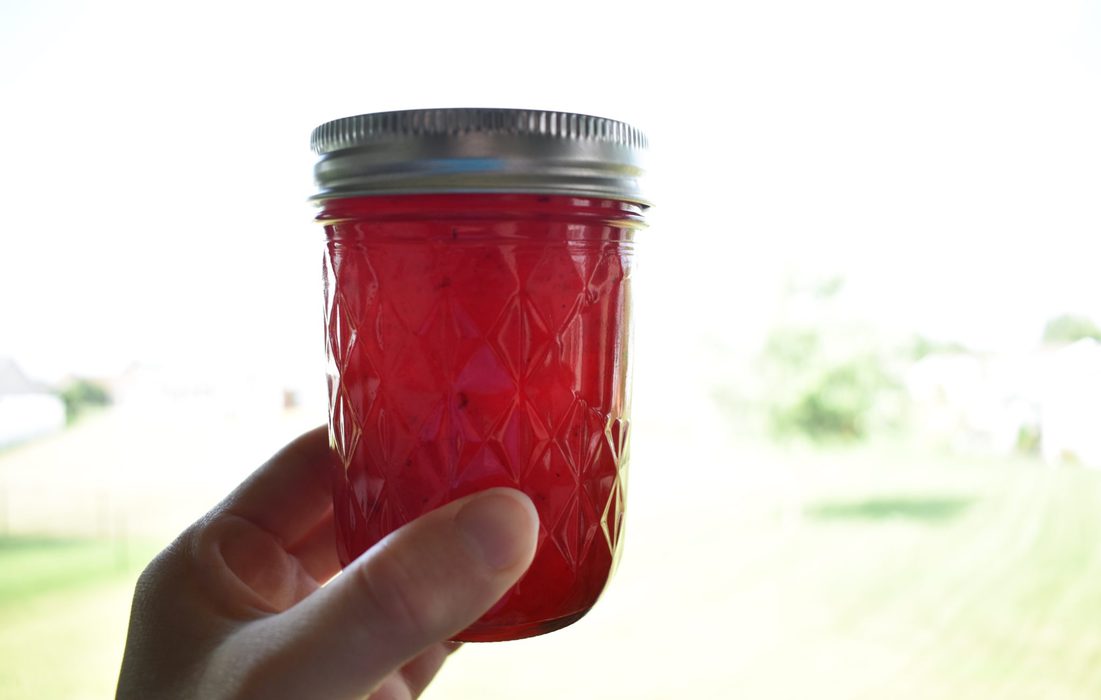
[116, 426, 540, 700]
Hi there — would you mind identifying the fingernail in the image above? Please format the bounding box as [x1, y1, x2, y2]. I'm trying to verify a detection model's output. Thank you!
[455, 489, 538, 572]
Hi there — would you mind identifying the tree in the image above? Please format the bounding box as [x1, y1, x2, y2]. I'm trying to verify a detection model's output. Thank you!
[761, 327, 901, 442]
[59, 378, 112, 423]
[1042, 314, 1101, 345]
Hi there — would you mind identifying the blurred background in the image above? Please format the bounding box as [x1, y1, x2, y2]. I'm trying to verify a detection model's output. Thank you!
[2, 0, 1101, 697]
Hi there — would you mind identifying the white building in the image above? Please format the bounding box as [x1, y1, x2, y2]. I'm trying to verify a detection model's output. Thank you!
[0, 357, 66, 448]
[1040, 339, 1101, 467]
[906, 352, 1033, 454]
[905, 340, 1101, 468]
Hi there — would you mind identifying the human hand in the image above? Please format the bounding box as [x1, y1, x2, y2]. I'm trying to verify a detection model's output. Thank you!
[116, 426, 539, 700]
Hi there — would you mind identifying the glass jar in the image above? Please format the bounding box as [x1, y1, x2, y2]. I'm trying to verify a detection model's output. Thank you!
[311, 109, 648, 641]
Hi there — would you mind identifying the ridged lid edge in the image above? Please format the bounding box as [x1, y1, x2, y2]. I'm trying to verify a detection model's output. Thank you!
[311, 108, 648, 154]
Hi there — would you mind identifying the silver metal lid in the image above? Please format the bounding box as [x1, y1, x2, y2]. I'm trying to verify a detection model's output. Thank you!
[310, 108, 649, 205]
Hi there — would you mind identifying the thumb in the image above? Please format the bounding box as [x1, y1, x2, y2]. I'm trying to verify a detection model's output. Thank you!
[216, 488, 539, 700]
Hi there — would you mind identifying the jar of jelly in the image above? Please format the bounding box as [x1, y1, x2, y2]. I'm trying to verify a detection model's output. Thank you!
[311, 108, 648, 641]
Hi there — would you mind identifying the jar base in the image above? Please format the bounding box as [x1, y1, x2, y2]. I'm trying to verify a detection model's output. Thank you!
[450, 607, 592, 643]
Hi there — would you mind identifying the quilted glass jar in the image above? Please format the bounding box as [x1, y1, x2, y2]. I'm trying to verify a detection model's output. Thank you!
[311, 109, 648, 641]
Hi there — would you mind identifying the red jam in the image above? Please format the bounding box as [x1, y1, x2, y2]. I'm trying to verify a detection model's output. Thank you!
[320, 193, 639, 641]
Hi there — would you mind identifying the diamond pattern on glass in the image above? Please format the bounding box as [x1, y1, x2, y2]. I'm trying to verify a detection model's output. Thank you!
[325, 230, 633, 625]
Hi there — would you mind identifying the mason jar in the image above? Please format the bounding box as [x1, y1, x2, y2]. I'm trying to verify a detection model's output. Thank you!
[311, 108, 648, 641]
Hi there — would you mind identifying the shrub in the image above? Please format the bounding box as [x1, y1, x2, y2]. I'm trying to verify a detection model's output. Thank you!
[59, 379, 112, 423]
[1042, 314, 1101, 345]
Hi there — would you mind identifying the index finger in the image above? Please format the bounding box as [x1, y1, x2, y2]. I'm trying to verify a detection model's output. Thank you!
[218, 425, 335, 546]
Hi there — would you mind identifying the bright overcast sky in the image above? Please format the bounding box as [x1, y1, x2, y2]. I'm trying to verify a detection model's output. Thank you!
[1, 0, 1099, 383]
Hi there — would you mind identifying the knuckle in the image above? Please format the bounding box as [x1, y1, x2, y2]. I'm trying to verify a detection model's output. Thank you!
[135, 523, 200, 595]
[353, 546, 441, 640]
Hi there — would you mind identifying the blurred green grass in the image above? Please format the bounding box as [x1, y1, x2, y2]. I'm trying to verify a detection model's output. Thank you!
[0, 538, 158, 699]
[3, 409, 1101, 698]
[425, 443, 1101, 699]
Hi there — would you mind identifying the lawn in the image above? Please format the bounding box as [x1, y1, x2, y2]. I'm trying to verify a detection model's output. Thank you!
[0, 538, 157, 699]
[3, 409, 1101, 698]
[425, 441, 1101, 699]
